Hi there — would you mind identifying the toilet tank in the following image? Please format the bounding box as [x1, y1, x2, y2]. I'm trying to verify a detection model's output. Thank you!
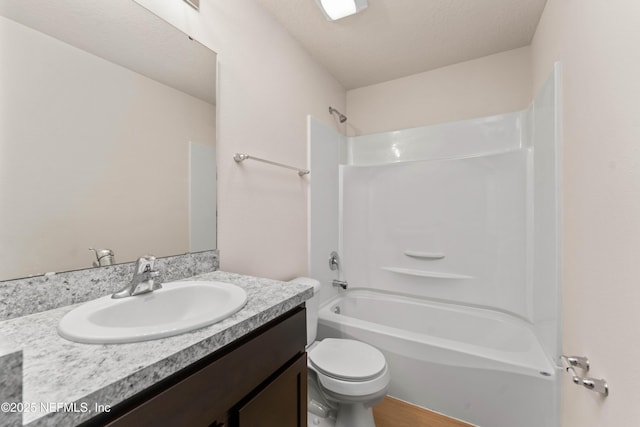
[288, 277, 321, 347]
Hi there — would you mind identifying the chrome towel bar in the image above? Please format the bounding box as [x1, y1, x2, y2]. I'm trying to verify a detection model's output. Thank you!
[233, 153, 309, 176]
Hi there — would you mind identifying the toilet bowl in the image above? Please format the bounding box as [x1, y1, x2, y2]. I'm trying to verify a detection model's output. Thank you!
[308, 338, 390, 427]
[289, 277, 390, 427]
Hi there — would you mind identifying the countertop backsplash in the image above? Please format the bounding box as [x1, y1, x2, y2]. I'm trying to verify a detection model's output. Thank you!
[0, 250, 219, 321]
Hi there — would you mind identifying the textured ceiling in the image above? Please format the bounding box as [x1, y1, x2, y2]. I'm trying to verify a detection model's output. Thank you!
[255, 0, 547, 90]
[0, 0, 216, 104]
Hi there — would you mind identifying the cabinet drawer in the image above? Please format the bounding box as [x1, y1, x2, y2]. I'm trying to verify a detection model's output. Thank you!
[104, 307, 306, 427]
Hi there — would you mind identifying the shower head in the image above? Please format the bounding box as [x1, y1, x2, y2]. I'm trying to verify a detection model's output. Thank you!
[329, 106, 347, 123]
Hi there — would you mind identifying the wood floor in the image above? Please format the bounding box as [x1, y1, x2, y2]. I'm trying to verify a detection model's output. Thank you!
[373, 396, 473, 427]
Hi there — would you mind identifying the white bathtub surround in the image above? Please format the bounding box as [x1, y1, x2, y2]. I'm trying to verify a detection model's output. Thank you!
[341, 149, 528, 318]
[311, 66, 561, 427]
[320, 289, 555, 377]
[308, 116, 347, 305]
[525, 64, 562, 362]
[348, 111, 524, 165]
[342, 66, 561, 359]
[318, 290, 558, 427]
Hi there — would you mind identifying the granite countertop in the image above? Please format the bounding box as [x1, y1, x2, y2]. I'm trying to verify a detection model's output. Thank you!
[0, 271, 313, 427]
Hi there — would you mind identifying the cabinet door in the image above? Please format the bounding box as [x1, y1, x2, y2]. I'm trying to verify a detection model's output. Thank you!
[237, 354, 307, 427]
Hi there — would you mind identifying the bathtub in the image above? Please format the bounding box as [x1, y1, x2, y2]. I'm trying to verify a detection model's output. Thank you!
[317, 289, 560, 427]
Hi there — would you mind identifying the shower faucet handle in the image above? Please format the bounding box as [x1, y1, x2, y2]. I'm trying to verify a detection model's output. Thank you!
[329, 251, 340, 271]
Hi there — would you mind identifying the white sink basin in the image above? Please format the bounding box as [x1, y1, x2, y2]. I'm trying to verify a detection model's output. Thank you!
[58, 281, 247, 344]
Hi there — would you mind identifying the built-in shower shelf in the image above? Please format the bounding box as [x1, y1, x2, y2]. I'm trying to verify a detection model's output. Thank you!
[381, 267, 472, 280]
[403, 251, 445, 259]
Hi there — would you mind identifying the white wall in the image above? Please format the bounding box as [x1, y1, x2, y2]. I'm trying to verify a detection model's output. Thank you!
[134, 0, 346, 280]
[532, 1, 640, 425]
[346, 47, 531, 135]
[0, 15, 215, 279]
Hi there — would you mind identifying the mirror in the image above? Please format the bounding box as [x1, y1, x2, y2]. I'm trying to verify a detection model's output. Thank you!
[0, 0, 217, 281]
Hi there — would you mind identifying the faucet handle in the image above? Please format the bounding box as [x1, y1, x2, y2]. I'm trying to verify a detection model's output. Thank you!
[113, 255, 161, 298]
[135, 255, 156, 274]
[329, 251, 340, 271]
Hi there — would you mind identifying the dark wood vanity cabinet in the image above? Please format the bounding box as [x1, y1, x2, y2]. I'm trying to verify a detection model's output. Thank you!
[85, 306, 307, 427]
[236, 353, 307, 426]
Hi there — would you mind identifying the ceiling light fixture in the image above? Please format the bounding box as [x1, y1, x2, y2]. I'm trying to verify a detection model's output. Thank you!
[315, 0, 368, 21]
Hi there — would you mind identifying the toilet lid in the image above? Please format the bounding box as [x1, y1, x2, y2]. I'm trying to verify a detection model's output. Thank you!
[309, 339, 386, 381]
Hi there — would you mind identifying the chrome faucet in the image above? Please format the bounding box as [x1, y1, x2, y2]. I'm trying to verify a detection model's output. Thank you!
[112, 255, 162, 299]
[329, 251, 348, 290]
[332, 279, 348, 290]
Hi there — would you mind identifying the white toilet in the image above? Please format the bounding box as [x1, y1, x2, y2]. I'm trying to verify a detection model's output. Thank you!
[289, 277, 390, 427]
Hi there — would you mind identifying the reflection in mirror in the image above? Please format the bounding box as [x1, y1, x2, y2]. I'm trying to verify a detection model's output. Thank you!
[0, 0, 217, 281]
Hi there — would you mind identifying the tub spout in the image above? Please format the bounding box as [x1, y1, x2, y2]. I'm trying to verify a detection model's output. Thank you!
[332, 279, 348, 290]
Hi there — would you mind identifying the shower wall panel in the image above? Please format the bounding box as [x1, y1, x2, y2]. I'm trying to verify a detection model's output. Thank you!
[341, 150, 529, 318]
[340, 66, 560, 361]
[529, 65, 562, 361]
[308, 116, 347, 305]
